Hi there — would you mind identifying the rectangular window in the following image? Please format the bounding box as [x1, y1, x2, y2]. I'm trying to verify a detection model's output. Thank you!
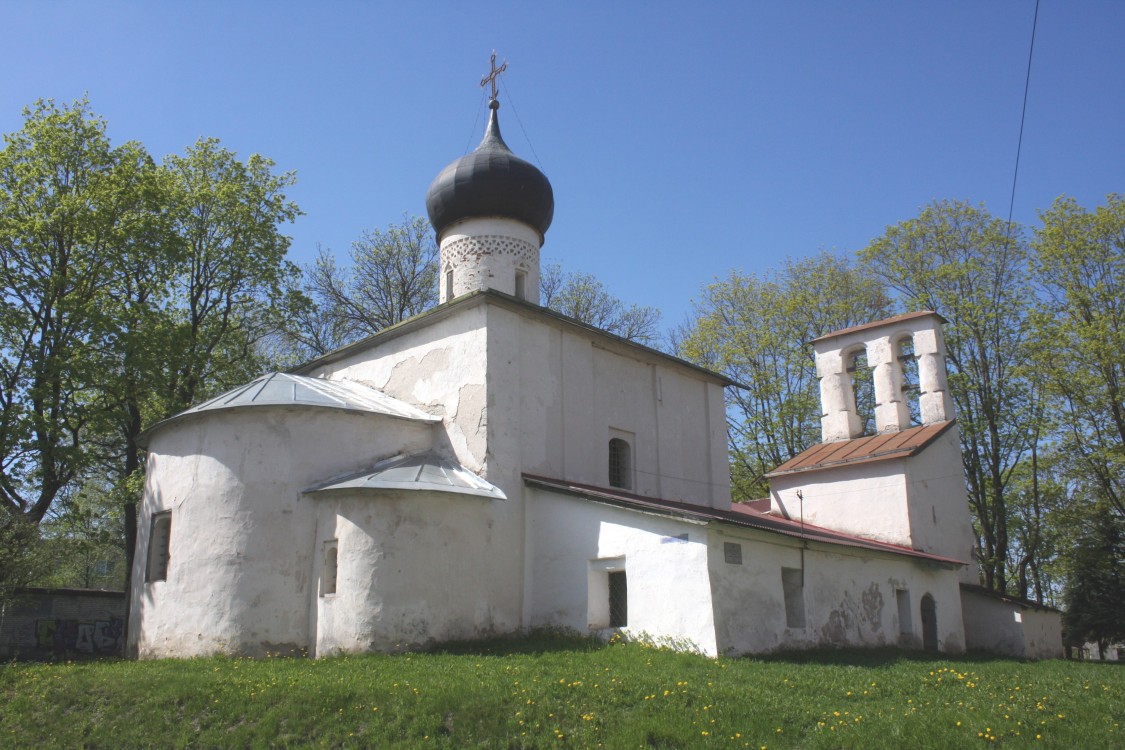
[608, 436, 633, 490]
[724, 542, 743, 565]
[896, 589, 913, 635]
[321, 541, 338, 596]
[445, 269, 454, 300]
[781, 567, 806, 628]
[515, 270, 527, 300]
[608, 570, 628, 628]
[146, 511, 172, 582]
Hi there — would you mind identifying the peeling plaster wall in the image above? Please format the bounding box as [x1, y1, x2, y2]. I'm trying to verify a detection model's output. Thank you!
[525, 487, 719, 655]
[311, 491, 505, 656]
[305, 306, 490, 473]
[708, 529, 966, 655]
[309, 304, 525, 638]
[960, 590, 1063, 659]
[128, 408, 432, 659]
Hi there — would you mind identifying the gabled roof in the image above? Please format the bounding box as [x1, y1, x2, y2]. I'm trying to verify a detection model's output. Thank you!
[959, 583, 1062, 614]
[522, 474, 965, 566]
[138, 372, 438, 445]
[810, 310, 947, 344]
[290, 289, 741, 388]
[307, 452, 506, 500]
[764, 421, 954, 478]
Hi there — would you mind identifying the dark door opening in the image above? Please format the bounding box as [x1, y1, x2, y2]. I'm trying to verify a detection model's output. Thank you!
[921, 594, 938, 652]
[608, 570, 628, 627]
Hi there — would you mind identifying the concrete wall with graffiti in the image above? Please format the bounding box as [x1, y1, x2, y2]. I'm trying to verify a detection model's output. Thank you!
[0, 588, 125, 659]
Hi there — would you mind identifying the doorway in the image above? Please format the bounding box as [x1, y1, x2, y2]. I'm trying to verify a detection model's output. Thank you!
[921, 594, 938, 652]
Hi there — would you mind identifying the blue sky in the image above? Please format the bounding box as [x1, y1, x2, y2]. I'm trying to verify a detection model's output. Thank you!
[3, 1, 1122, 329]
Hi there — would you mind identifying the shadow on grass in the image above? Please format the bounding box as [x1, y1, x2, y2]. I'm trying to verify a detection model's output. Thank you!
[429, 631, 1054, 666]
[750, 646, 1045, 667]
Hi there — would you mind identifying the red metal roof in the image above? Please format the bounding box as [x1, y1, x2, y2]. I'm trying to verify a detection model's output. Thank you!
[522, 474, 965, 566]
[765, 421, 954, 478]
[810, 310, 947, 344]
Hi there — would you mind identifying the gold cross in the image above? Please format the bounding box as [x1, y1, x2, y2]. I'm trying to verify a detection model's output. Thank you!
[480, 52, 508, 102]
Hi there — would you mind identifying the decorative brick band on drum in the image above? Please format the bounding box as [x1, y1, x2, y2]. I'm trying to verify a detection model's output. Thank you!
[441, 234, 539, 267]
[441, 234, 539, 300]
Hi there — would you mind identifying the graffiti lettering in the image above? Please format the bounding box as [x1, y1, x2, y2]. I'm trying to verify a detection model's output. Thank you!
[34, 617, 123, 656]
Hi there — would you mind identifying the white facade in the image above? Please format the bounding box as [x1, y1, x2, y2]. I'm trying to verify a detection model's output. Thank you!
[126, 290, 1062, 659]
[126, 105, 1062, 660]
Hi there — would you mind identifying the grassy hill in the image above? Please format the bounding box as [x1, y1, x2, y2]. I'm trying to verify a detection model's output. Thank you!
[2, 632, 1122, 749]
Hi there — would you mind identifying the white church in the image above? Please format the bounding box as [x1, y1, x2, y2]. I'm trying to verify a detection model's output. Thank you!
[126, 90, 1062, 660]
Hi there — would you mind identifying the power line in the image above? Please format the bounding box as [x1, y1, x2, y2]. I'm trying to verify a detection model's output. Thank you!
[463, 87, 488, 156]
[499, 76, 545, 171]
[1006, 0, 1041, 236]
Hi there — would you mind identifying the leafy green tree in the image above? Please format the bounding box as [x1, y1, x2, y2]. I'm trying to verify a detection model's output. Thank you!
[106, 137, 302, 577]
[1062, 500, 1125, 659]
[0, 509, 47, 603]
[36, 479, 128, 590]
[861, 200, 1038, 593]
[540, 262, 662, 345]
[677, 252, 892, 499]
[1004, 434, 1069, 604]
[0, 99, 303, 596]
[0, 98, 153, 525]
[1032, 195, 1125, 518]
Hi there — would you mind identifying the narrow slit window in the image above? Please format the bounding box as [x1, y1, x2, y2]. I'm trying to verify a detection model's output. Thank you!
[515, 270, 527, 300]
[445, 269, 454, 300]
[608, 437, 632, 490]
[896, 589, 913, 635]
[146, 511, 172, 582]
[608, 570, 628, 627]
[781, 567, 806, 628]
[321, 541, 338, 596]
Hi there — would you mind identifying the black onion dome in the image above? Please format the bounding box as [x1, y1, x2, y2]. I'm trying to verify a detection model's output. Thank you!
[426, 101, 554, 240]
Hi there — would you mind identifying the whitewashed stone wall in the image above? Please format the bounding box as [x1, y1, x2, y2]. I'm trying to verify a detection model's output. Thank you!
[311, 490, 505, 656]
[770, 425, 975, 571]
[128, 407, 431, 659]
[961, 588, 1064, 659]
[307, 307, 490, 473]
[485, 303, 730, 511]
[525, 486, 719, 655]
[708, 528, 966, 655]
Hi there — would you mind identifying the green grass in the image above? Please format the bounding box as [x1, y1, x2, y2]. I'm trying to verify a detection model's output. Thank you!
[2, 632, 1122, 749]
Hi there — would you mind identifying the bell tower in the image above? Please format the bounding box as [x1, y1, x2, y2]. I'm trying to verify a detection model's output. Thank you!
[811, 311, 955, 441]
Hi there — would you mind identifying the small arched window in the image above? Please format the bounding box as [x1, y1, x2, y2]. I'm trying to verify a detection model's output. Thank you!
[146, 512, 172, 582]
[608, 438, 632, 490]
[321, 541, 338, 596]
